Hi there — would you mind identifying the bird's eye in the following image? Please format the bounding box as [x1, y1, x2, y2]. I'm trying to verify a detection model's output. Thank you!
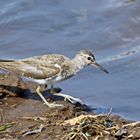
[87, 57, 92, 60]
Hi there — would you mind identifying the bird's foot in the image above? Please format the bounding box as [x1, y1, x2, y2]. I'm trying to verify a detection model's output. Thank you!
[36, 86, 63, 108]
[53, 93, 82, 104]
[45, 102, 63, 108]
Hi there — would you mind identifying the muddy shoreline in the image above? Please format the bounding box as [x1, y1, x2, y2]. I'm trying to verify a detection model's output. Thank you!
[0, 74, 140, 140]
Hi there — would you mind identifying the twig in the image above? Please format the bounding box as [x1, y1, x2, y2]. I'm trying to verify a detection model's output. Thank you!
[21, 116, 46, 121]
[106, 126, 119, 131]
[22, 124, 44, 137]
[94, 135, 100, 140]
[107, 107, 112, 117]
[80, 132, 88, 140]
[122, 121, 140, 128]
[62, 114, 107, 125]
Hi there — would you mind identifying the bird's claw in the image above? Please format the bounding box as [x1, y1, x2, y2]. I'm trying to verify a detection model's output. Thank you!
[45, 102, 64, 108]
[54, 93, 83, 104]
[64, 96, 82, 104]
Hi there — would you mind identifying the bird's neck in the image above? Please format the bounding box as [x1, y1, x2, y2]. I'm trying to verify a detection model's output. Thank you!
[71, 56, 86, 74]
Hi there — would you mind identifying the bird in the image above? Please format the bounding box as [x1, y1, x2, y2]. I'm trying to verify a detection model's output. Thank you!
[0, 50, 108, 108]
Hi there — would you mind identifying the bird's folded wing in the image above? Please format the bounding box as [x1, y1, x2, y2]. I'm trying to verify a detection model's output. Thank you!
[0, 59, 15, 62]
[0, 60, 60, 80]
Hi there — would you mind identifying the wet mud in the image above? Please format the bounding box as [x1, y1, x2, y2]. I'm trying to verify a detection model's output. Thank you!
[0, 74, 140, 140]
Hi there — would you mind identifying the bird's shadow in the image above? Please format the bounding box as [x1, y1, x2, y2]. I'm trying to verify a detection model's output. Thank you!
[0, 84, 63, 101]
[23, 87, 65, 102]
[0, 84, 74, 103]
[0, 85, 92, 111]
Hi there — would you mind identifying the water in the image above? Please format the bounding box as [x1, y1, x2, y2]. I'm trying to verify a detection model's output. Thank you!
[0, 0, 140, 120]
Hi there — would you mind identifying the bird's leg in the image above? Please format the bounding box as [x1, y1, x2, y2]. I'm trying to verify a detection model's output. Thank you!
[45, 84, 48, 89]
[53, 92, 83, 104]
[49, 84, 82, 104]
[50, 84, 54, 94]
[36, 85, 63, 108]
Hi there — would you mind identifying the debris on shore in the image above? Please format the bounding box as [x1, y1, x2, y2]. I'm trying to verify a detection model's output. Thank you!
[0, 74, 140, 140]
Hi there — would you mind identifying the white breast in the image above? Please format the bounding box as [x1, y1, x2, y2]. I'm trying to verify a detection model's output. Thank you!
[21, 76, 47, 85]
[21, 75, 63, 85]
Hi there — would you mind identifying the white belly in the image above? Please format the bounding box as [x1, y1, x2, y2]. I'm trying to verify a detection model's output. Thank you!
[21, 75, 63, 85]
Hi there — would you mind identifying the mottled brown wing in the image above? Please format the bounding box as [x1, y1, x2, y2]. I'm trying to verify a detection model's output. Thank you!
[0, 60, 60, 80]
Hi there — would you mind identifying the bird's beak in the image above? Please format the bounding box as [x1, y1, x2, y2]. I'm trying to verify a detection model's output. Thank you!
[91, 62, 109, 74]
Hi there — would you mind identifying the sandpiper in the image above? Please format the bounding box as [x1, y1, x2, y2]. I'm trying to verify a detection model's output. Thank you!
[0, 50, 108, 108]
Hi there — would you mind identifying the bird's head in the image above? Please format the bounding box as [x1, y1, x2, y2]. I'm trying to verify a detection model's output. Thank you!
[76, 50, 109, 73]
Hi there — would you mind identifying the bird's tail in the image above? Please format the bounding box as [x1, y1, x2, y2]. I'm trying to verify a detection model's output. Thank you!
[0, 59, 15, 62]
[0, 59, 15, 73]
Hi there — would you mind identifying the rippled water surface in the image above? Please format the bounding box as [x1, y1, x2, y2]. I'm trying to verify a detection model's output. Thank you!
[0, 0, 140, 120]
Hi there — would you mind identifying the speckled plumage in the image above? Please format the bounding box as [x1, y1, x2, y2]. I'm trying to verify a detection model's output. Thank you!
[0, 50, 109, 84]
[0, 50, 108, 107]
[0, 54, 77, 84]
